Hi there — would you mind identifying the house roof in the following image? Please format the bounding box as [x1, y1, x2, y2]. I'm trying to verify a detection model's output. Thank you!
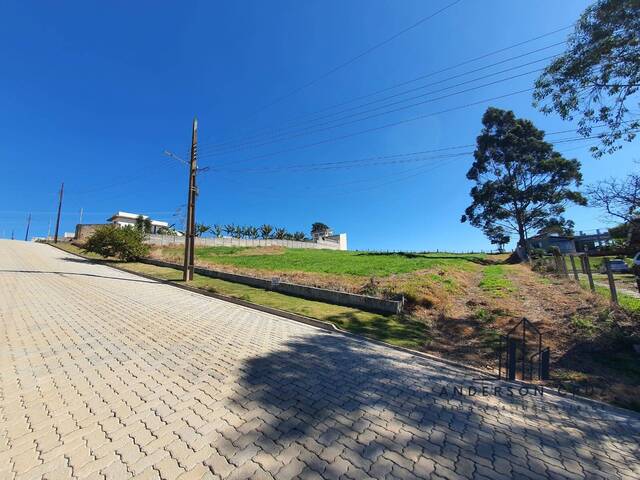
[107, 211, 169, 227]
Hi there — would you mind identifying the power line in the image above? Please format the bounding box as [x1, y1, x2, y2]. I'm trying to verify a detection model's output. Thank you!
[199, 61, 554, 158]
[210, 123, 635, 176]
[235, 0, 463, 123]
[196, 24, 572, 150]
[199, 44, 565, 155]
[202, 87, 535, 169]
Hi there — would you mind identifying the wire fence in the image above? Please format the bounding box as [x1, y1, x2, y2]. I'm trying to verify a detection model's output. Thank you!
[532, 252, 640, 305]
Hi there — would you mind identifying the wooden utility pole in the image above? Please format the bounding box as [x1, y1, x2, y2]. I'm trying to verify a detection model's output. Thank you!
[183, 118, 198, 281]
[54, 182, 64, 243]
[24, 213, 31, 241]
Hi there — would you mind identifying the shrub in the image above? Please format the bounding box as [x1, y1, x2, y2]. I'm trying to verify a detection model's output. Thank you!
[84, 225, 149, 261]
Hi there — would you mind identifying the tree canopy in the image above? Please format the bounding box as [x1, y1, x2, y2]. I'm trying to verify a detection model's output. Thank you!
[311, 222, 331, 236]
[533, 0, 640, 157]
[462, 107, 586, 251]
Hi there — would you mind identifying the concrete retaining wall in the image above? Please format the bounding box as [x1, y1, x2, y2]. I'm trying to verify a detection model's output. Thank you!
[141, 258, 402, 315]
[145, 234, 345, 250]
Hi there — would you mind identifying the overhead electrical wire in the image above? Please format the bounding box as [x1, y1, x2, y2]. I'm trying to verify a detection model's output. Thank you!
[198, 63, 553, 158]
[236, 0, 464, 123]
[198, 43, 566, 155]
[196, 24, 572, 150]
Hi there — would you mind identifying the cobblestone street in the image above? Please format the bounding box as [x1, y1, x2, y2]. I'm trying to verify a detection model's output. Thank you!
[1, 240, 639, 479]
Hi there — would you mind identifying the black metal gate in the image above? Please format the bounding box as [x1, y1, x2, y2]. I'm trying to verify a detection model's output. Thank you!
[498, 317, 550, 381]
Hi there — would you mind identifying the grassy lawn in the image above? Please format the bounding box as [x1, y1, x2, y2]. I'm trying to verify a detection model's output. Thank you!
[50, 242, 428, 349]
[479, 265, 514, 297]
[155, 245, 487, 277]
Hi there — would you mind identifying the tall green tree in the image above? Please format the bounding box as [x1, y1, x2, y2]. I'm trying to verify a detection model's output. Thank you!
[533, 0, 640, 157]
[461, 107, 586, 252]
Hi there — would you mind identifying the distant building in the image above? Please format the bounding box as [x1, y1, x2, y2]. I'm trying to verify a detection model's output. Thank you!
[527, 234, 576, 254]
[107, 211, 169, 234]
[311, 227, 333, 241]
[527, 229, 612, 254]
[574, 230, 611, 252]
[75, 211, 172, 242]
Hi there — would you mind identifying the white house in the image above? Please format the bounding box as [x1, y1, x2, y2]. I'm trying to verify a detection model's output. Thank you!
[107, 211, 169, 234]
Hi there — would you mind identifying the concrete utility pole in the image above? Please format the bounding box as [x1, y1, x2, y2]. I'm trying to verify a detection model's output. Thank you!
[79, 207, 83, 225]
[24, 213, 31, 241]
[54, 182, 64, 243]
[183, 118, 198, 281]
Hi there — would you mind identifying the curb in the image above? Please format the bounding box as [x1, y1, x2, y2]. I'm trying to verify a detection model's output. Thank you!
[46, 243, 640, 420]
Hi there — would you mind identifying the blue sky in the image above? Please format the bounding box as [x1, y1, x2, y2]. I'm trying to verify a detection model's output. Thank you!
[0, 0, 636, 251]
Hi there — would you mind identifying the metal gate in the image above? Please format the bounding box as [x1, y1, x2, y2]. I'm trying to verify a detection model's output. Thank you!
[498, 317, 550, 381]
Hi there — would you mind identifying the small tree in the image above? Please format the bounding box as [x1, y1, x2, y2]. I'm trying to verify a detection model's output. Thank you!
[484, 225, 510, 253]
[587, 173, 640, 246]
[274, 228, 287, 240]
[533, 0, 640, 157]
[247, 226, 259, 239]
[223, 224, 236, 237]
[212, 224, 223, 238]
[260, 224, 273, 239]
[194, 223, 211, 237]
[311, 222, 330, 237]
[135, 215, 152, 234]
[461, 107, 586, 253]
[157, 225, 177, 236]
[84, 225, 149, 261]
[293, 231, 306, 241]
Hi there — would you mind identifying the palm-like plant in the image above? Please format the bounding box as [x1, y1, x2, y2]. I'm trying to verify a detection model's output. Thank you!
[212, 224, 223, 238]
[232, 226, 244, 238]
[260, 224, 273, 239]
[194, 223, 211, 237]
[293, 231, 306, 241]
[223, 224, 235, 237]
[247, 226, 259, 239]
[274, 227, 287, 239]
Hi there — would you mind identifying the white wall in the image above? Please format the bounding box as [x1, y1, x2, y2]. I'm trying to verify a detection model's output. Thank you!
[145, 234, 348, 250]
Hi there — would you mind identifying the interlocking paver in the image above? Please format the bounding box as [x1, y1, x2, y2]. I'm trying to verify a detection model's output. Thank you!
[1, 240, 639, 479]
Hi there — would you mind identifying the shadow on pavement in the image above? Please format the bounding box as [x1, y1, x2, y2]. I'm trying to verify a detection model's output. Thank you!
[226, 331, 639, 478]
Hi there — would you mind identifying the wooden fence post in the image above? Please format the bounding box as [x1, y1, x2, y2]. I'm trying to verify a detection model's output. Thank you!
[604, 259, 618, 304]
[584, 254, 596, 292]
[561, 254, 569, 277]
[569, 255, 579, 281]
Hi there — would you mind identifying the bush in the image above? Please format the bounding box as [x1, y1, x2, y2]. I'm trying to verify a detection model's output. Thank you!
[84, 225, 149, 261]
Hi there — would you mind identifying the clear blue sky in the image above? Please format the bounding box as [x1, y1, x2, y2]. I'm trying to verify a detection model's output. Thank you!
[0, 0, 635, 251]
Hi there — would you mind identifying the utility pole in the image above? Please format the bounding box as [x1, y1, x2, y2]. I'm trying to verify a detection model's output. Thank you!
[79, 207, 83, 225]
[183, 118, 198, 281]
[24, 213, 32, 241]
[54, 182, 64, 243]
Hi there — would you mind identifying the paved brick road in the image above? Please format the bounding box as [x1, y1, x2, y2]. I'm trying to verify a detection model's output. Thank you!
[1, 240, 639, 480]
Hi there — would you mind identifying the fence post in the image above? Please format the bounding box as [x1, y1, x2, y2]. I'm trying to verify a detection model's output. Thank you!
[604, 259, 618, 304]
[569, 255, 579, 281]
[553, 252, 562, 276]
[507, 337, 517, 381]
[584, 255, 596, 292]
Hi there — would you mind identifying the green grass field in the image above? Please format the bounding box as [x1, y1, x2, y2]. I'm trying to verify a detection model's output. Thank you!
[168, 246, 488, 277]
[479, 265, 514, 297]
